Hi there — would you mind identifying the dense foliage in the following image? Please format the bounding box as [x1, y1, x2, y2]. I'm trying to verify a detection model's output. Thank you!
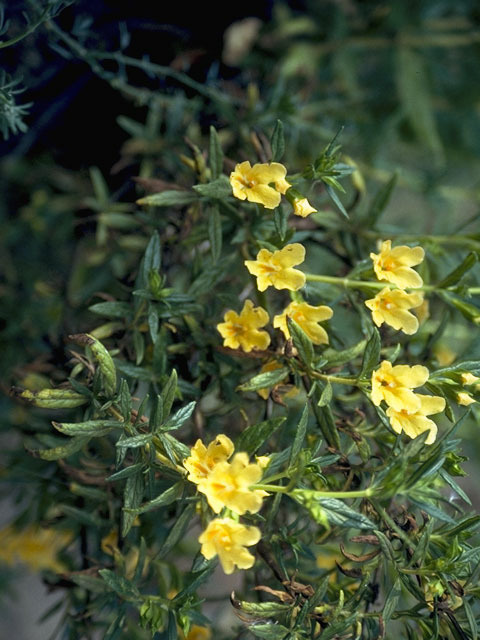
[2, 1, 480, 639]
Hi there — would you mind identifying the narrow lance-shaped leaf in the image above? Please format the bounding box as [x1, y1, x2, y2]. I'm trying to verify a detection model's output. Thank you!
[209, 125, 223, 179]
[207, 205, 222, 264]
[270, 119, 285, 162]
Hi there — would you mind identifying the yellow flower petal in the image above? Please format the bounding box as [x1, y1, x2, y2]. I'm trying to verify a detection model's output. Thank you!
[292, 197, 317, 218]
[370, 240, 424, 289]
[386, 394, 444, 445]
[457, 392, 476, 406]
[216, 299, 270, 352]
[184, 435, 234, 484]
[273, 301, 333, 344]
[198, 518, 260, 574]
[229, 161, 289, 209]
[371, 360, 429, 411]
[197, 453, 266, 515]
[365, 288, 423, 334]
[245, 244, 306, 292]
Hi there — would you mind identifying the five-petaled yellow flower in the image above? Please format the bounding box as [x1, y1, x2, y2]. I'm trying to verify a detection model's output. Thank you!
[0, 525, 72, 572]
[198, 517, 260, 574]
[386, 394, 446, 445]
[183, 435, 234, 484]
[365, 287, 424, 335]
[371, 360, 429, 412]
[245, 243, 306, 292]
[370, 240, 424, 289]
[229, 161, 290, 209]
[273, 301, 333, 344]
[292, 197, 317, 218]
[216, 300, 270, 352]
[197, 452, 267, 515]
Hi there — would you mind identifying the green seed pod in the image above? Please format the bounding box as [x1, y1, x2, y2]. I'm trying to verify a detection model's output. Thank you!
[69, 333, 117, 397]
[13, 388, 88, 409]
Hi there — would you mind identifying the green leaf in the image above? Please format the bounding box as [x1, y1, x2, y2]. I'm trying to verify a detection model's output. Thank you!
[69, 574, 109, 594]
[374, 530, 397, 565]
[463, 599, 478, 640]
[273, 206, 288, 242]
[16, 387, 88, 409]
[236, 417, 286, 455]
[289, 403, 309, 466]
[172, 560, 217, 601]
[250, 623, 289, 639]
[364, 172, 397, 226]
[193, 175, 231, 199]
[161, 401, 196, 432]
[106, 463, 145, 482]
[437, 252, 478, 288]
[270, 119, 285, 162]
[292, 491, 375, 530]
[288, 317, 313, 368]
[359, 328, 381, 379]
[33, 436, 90, 461]
[209, 126, 223, 179]
[116, 433, 153, 449]
[99, 569, 140, 600]
[325, 183, 349, 219]
[137, 190, 197, 207]
[323, 339, 366, 366]
[161, 369, 178, 419]
[142, 231, 162, 285]
[207, 205, 222, 263]
[238, 366, 290, 392]
[188, 255, 235, 297]
[382, 579, 401, 624]
[312, 395, 341, 449]
[89, 301, 131, 319]
[118, 379, 132, 421]
[158, 503, 196, 559]
[132, 482, 184, 515]
[52, 419, 123, 436]
[122, 470, 144, 536]
[317, 381, 332, 407]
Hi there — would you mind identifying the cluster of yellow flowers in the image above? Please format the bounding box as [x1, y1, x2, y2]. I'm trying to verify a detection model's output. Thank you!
[184, 435, 267, 574]
[217, 160, 333, 356]
[366, 240, 425, 335]
[229, 160, 316, 216]
[371, 360, 445, 444]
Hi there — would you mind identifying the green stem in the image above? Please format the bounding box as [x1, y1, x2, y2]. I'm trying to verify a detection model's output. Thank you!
[311, 372, 359, 385]
[305, 273, 480, 295]
[252, 484, 375, 498]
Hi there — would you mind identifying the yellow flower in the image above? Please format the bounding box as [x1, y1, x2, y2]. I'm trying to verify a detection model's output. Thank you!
[461, 373, 479, 385]
[197, 452, 267, 515]
[457, 392, 476, 406]
[184, 625, 211, 640]
[216, 300, 270, 352]
[293, 197, 317, 218]
[245, 244, 306, 292]
[0, 525, 72, 573]
[273, 301, 333, 344]
[370, 240, 424, 289]
[386, 394, 445, 445]
[184, 435, 234, 484]
[365, 287, 424, 335]
[198, 518, 260, 574]
[371, 360, 429, 412]
[229, 161, 290, 209]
